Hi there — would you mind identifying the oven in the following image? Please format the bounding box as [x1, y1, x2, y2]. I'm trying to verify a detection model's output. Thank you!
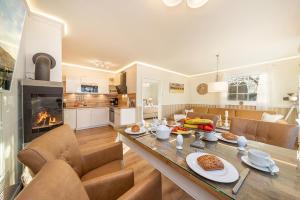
[109, 107, 114, 123]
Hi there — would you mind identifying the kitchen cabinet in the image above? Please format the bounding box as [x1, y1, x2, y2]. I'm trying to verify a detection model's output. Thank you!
[91, 107, 109, 127]
[71, 107, 110, 130]
[65, 76, 109, 94]
[76, 108, 92, 130]
[98, 79, 109, 94]
[65, 77, 81, 93]
[64, 109, 77, 130]
[114, 108, 136, 126]
[125, 67, 137, 93]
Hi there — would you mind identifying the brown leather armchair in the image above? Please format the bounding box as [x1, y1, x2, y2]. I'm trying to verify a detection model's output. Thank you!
[18, 125, 124, 182]
[15, 160, 162, 200]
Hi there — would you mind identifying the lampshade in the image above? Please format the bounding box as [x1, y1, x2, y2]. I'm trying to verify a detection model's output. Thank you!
[186, 0, 208, 8]
[208, 81, 227, 93]
[162, 0, 183, 7]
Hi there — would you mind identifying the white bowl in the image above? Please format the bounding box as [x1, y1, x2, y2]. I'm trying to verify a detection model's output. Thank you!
[248, 149, 273, 168]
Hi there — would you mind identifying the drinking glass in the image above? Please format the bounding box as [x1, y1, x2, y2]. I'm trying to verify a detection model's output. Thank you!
[297, 149, 300, 177]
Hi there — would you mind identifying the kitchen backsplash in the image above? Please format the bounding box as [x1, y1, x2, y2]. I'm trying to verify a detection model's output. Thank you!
[64, 93, 136, 108]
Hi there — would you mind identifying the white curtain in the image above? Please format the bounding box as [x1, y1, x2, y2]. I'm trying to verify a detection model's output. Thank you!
[256, 73, 269, 108]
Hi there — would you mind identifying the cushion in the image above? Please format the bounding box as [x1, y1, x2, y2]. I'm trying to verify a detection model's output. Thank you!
[184, 109, 194, 115]
[193, 107, 209, 114]
[261, 112, 284, 123]
[81, 160, 123, 181]
[174, 114, 186, 122]
[18, 125, 83, 176]
[15, 160, 89, 200]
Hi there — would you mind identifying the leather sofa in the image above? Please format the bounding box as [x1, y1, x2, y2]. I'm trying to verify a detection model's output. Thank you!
[193, 107, 276, 121]
[15, 160, 162, 200]
[230, 117, 299, 149]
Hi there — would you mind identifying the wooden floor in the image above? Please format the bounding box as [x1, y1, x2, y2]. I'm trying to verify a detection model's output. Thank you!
[76, 126, 194, 200]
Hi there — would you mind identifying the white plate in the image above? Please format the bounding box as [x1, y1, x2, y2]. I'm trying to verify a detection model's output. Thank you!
[202, 136, 218, 142]
[172, 130, 193, 135]
[215, 132, 238, 144]
[186, 152, 239, 183]
[125, 127, 146, 135]
[241, 156, 279, 173]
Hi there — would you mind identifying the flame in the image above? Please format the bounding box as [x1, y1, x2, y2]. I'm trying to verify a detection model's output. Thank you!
[36, 111, 50, 124]
[35, 111, 58, 126]
[49, 117, 56, 124]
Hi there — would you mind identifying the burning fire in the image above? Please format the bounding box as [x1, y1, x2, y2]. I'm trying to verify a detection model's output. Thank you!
[36, 111, 57, 126]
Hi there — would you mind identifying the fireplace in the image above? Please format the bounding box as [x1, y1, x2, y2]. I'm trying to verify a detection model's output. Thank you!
[22, 79, 63, 143]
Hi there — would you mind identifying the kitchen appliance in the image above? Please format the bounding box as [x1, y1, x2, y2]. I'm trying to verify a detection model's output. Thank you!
[109, 107, 114, 123]
[116, 72, 127, 94]
[81, 84, 98, 93]
[109, 85, 118, 94]
[110, 98, 118, 106]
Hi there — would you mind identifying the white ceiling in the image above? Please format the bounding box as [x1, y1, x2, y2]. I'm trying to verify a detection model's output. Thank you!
[29, 0, 300, 75]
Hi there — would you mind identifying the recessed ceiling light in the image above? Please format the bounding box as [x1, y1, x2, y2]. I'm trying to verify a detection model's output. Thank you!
[162, 0, 208, 8]
[186, 0, 208, 8]
[162, 0, 183, 7]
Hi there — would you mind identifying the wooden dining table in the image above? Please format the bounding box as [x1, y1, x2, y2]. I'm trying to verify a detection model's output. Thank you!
[117, 128, 300, 200]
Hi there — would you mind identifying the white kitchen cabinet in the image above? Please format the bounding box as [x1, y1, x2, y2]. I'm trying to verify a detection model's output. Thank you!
[75, 107, 109, 130]
[98, 79, 109, 94]
[66, 77, 81, 93]
[125, 67, 137, 93]
[76, 108, 92, 130]
[64, 109, 77, 130]
[114, 108, 136, 126]
[66, 76, 109, 94]
[91, 107, 109, 127]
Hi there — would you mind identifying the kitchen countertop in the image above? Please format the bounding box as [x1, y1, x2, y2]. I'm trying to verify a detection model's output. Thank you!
[64, 106, 109, 109]
[64, 106, 136, 109]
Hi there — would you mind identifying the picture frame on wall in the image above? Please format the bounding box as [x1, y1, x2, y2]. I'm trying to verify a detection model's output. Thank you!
[169, 82, 184, 93]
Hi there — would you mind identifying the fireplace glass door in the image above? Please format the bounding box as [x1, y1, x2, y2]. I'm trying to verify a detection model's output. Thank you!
[31, 94, 63, 134]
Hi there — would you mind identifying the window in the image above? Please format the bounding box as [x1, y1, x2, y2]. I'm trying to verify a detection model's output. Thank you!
[227, 75, 259, 101]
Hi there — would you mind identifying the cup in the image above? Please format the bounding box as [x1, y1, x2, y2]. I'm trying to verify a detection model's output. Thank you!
[248, 149, 274, 168]
[203, 131, 217, 141]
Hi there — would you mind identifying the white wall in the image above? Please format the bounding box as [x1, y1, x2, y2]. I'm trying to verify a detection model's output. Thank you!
[0, 9, 64, 187]
[136, 63, 190, 106]
[24, 13, 63, 82]
[143, 83, 159, 105]
[62, 65, 116, 83]
[189, 57, 300, 108]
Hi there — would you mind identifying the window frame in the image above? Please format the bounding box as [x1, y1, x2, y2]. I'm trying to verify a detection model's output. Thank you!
[227, 74, 260, 102]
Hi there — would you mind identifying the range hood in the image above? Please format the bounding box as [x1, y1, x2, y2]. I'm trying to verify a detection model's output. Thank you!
[116, 72, 127, 94]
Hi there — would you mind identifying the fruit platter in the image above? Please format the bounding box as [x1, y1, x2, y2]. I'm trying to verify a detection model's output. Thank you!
[171, 126, 193, 135]
[183, 118, 214, 132]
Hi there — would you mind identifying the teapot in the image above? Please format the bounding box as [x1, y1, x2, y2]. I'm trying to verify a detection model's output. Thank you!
[155, 125, 172, 140]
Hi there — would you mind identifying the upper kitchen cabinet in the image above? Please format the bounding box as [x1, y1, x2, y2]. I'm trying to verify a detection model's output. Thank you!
[125, 66, 137, 93]
[65, 76, 109, 94]
[98, 79, 109, 94]
[65, 76, 81, 93]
